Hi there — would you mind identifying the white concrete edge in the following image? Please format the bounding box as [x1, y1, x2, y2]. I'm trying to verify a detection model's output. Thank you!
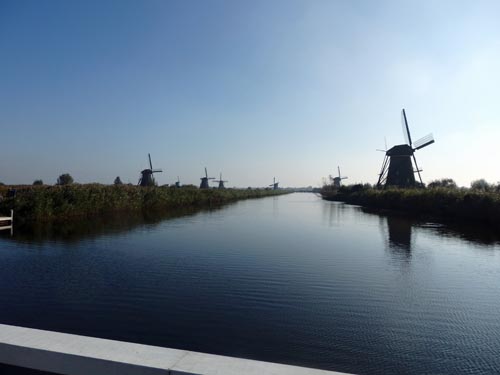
[0, 323, 351, 375]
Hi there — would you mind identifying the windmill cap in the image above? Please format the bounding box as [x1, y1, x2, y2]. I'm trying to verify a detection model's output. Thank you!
[387, 144, 413, 156]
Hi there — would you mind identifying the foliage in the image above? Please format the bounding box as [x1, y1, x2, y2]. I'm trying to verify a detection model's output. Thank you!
[114, 176, 123, 185]
[0, 185, 288, 223]
[470, 179, 491, 192]
[57, 173, 74, 186]
[322, 184, 500, 228]
[33, 179, 44, 186]
[428, 178, 457, 189]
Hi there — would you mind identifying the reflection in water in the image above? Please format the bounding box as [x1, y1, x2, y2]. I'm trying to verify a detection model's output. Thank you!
[378, 214, 414, 264]
[321, 201, 348, 227]
[387, 215, 413, 252]
[8, 206, 222, 244]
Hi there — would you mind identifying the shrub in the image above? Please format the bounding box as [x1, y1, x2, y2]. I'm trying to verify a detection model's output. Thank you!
[57, 174, 74, 186]
[114, 176, 123, 185]
[33, 180, 44, 186]
[471, 179, 491, 192]
[428, 178, 457, 189]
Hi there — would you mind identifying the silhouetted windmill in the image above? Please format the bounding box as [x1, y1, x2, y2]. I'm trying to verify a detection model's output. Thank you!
[330, 166, 348, 188]
[200, 167, 215, 189]
[377, 109, 435, 188]
[269, 177, 279, 190]
[138, 154, 162, 187]
[213, 173, 228, 189]
[175, 176, 181, 188]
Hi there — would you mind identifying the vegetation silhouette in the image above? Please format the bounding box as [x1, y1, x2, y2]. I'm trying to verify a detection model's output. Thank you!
[57, 173, 74, 186]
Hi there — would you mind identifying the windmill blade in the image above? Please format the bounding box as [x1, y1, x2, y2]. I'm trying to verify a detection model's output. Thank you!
[413, 133, 435, 150]
[205, 167, 208, 178]
[148, 154, 153, 170]
[152, 169, 163, 173]
[401, 109, 413, 146]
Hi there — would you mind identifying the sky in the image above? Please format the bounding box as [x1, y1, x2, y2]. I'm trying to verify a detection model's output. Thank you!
[1, 0, 500, 188]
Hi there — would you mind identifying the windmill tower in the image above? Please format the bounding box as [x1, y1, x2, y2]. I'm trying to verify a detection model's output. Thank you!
[330, 166, 348, 188]
[138, 154, 162, 187]
[377, 109, 435, 188]
[213, 173, 228, 189]
[269, 177, 279, 190]
[175, 176, 181, 188]
[200, 167, 215, 189]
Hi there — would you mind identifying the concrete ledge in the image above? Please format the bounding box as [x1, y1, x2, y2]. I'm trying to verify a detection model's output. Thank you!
[0, 324, 350, 375]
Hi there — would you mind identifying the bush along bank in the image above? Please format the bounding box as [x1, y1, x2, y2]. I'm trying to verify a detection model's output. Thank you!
[0, 184, 289, 223]
[321, 185, 500, 228]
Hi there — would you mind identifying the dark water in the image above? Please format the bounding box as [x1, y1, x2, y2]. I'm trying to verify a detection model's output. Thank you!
[1, 193, 499, 375]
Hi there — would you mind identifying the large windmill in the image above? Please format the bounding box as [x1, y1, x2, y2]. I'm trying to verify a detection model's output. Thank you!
[213, 173, 228, 189]
[330, 166, 348, 188]
[269, 177, 279, 190]
[138, 154, 162, 187]
[377, 109, 434, 188]
[200, 167, 215, 189]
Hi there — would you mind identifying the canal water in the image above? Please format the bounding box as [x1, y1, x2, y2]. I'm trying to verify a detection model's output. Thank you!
[0, 193, 499, 374]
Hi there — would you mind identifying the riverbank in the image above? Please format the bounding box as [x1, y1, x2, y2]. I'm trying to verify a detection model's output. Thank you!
[321, 187, 500, 228]
[0, 185, 288, 223]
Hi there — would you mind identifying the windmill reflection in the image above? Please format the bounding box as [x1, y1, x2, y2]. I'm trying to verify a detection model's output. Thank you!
[384, 215, 414, 261]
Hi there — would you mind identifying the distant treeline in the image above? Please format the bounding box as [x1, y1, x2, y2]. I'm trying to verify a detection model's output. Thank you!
[321, 179, 500, 227]
[0, 185, 288, 223]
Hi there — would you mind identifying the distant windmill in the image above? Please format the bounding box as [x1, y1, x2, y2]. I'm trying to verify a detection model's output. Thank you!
[269, 177, 279, 190]
[377, 109, 435, 188]
[175, 176, 181, 188]
[138, 154, 162, 187]
[330, 166, 348, 188]
[213, 172, 228, 189]
[200, 167, 215, 189]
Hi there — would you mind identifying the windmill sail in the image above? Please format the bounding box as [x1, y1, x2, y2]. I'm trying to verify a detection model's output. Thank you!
[401, 109, 412, 146]
[413, 133, 435, 150]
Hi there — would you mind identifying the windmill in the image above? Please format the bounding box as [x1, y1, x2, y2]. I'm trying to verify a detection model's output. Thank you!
[213, 173, 228, 189]
[200, 167, 215, 189]
[330, 166, 348, 188]
[377, 109, 434, 188]
[269, 177, 279, 190]
[138, 154, 162, 187]
[175, 176, 181, 188]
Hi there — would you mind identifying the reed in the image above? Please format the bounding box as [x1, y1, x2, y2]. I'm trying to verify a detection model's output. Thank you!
[321, 185, 500, 227]
[0, 185, 287, 223]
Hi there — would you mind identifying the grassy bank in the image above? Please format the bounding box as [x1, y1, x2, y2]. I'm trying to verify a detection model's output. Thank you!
[0, 184, 288, 223]
[322, 186, 500, 227]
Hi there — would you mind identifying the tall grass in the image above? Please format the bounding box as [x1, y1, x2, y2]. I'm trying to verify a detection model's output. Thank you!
[0, 185, 287, 223]
[322, 185, 500, 227]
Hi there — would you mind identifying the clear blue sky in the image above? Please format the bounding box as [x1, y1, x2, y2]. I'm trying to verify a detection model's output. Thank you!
[1, 0, 500, 187]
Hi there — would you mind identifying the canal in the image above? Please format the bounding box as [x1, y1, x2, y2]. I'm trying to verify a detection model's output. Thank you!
[0, 193, 499, 374]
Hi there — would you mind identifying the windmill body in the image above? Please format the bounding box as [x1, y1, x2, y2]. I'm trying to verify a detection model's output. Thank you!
[384, 145, 415, 187]
[331, 166, 348, 188]
[269, 177, 279, 190]
[139, 154, 162, 187]
[214, 173, 228, 189]
[377, 109, 434, 188]
[200, 167, 215, 189]
[175, 176, 181, 188]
